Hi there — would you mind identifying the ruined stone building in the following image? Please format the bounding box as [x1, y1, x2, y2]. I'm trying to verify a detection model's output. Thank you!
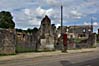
[15, 15, 57, 51]
[39, 15, 51, 37]
[0, 15, 97, 54]
[63, 25, 93, 39]
[56, 25, 96, 48]
[38, 15, 56, 50]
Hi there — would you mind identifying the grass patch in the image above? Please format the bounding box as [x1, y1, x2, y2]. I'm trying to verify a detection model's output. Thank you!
[16, 46, 34, 53]
[74, 38, 82, 43]
[97, 41, 99, 43]
[0, 53, 16, 56]
[16, 46, 55, 53]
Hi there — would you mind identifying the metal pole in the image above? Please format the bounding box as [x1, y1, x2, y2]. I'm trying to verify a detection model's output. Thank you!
[91, 17, 93, 47]
[61, 5, 63, 34]
[61, 5, 64, 52]
[61, 5, 67, 52]
[91, 17, 93, 33]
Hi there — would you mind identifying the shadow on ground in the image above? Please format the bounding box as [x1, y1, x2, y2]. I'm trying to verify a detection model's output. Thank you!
[60, 58, 99, 66]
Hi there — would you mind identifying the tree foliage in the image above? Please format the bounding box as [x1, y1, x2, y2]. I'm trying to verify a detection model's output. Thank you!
[0, 11, 15, 29]
[16, 28, 23, 32]
[27, 27, 39, 33]
[32, 27, 38, 33]
[16, 27, 39, 34]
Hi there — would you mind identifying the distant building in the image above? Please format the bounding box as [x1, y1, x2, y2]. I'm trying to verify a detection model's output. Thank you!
[57, 25, 93, 39]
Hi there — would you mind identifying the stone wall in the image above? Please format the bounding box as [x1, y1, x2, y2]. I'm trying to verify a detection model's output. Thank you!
[0, 29, 15, 54]
[75, 33, 96, 48]
[0, 29, 39, 54]
[16, 32, 38, 52]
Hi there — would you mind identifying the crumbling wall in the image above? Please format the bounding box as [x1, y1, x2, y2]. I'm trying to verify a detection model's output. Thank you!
[0, 29, 15, 54]
[16, 32, 39, 52]
[75, 33, 96, 48]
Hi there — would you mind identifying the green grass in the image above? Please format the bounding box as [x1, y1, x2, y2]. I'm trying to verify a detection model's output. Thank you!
[97, 41, 99, 43]
[73, 38, 82, 43]
[16, 46, 55, 53]
[0, 53, 16, 56]
[16, 46, 34, 53]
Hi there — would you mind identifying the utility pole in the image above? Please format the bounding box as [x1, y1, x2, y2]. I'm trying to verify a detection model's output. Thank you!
[91, 17, 93, 47]
[91, 17, 93, 33]
[61, 5, 63, 34]
[61, 5, 63, 51]
[61, 5, 67, 52]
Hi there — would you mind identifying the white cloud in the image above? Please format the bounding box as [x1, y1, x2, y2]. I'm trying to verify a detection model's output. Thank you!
[92, 17, 97, 20]
[84, 22, 99, 27]
[46, 0, 57, 4]
[69, 10, 83, 19]
[56, 24, 60, 28]
[46, 9, 54, 16]
[71, 10, 78, 15]
[0, 0, 33, 11]
[83, 22, 90, 25]
[14, 6, 55, 29]
[29, 18, 41, 26]
[45, 0, 61, 6]
[36, 7, 54, 17]
[36, 7, 45, 16]
[93, 22, 98, 26]
[0, 0, 99, 30]
[24, 8, 31, 16]
[80, 0, 96, 7]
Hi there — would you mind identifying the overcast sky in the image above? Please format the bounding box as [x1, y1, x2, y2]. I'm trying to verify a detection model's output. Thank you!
[0, 0, 99, 32]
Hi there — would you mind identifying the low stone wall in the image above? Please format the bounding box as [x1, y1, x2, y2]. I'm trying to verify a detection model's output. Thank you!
[0, 29, 15, 54]
[16, 32, 39, 52]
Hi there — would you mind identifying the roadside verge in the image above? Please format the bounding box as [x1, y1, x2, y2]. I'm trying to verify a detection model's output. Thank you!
[0, 47, 98, 61]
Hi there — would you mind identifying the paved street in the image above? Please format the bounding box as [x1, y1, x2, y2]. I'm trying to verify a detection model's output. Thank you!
[0, 50, 99, 66]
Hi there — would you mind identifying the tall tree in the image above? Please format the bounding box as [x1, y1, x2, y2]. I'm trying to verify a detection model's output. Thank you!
[0, 11, 15, 29]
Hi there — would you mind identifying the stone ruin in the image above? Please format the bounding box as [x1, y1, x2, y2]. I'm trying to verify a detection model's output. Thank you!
[0, 15, 97, 54]
[38, 15, 56, 51]
[0, 29, 16, 54]
[56, 25, 96, 49]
